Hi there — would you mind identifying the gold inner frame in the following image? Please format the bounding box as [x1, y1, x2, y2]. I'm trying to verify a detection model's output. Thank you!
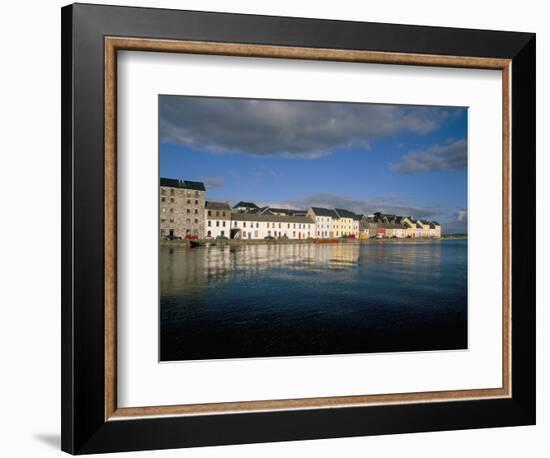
[104, 37, 512, 421]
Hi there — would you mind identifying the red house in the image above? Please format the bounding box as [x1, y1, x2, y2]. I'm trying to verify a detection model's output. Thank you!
[376, 227, 386, 238]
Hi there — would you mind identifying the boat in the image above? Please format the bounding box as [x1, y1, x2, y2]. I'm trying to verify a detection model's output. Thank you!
[188, 240, 216, 248]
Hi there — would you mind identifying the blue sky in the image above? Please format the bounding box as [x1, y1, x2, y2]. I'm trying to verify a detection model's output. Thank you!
[160, 95, 468, 233]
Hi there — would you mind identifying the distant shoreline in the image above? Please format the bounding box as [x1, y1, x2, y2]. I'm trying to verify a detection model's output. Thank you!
[161, 235, 466, 248]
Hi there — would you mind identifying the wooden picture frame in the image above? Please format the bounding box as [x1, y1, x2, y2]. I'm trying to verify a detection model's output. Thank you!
[62, 3, 535, 454]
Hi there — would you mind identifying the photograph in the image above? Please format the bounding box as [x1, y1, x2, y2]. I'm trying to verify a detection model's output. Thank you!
[159, 95, 468, 361]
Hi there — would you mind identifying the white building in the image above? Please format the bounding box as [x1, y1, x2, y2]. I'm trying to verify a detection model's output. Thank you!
[205, 201, 231, 238]
[414, 219, 426, 237]
[230, 213, 316, 240]
[306, 207, 339, 238]
[429, 221, 442, 238]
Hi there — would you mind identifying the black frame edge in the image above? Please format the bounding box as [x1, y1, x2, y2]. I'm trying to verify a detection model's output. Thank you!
[510, 34, 536, 424]
[61, 4, 75, 454]
[61, 3, 536, 454]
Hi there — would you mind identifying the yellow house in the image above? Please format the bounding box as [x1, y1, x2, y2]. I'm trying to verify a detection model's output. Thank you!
[335, 208, 359, 236]
[422, 220, 432, 236]
[415, 219, 431, 237]
[385, 224, 397, 238]
[399, 216, 416, 238]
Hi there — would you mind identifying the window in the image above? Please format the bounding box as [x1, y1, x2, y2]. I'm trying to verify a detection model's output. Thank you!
[207, 210, 211, 217]
[216, 211, 219, 217]
[170, 198, 174, 203]
[222, 212, 226, 217]
[194, 191, 199, 197]
[170, 208, 174, 213]
[186, 209, 190, 214]
[194, 219, 198, 224]
[268, 230, 271, 236]
[208, 221, 211, 227]
[207, 230, 211, 237]
[195, 200, 198, 205]
[256, 223, 259, 228]
[278, 223, 281, 228]
[222, 221, 226, 227]
[254, 230, 258, 238]
[216, 221, 220, 227]
[187, 199, 191, 204]
[288, 223, 290, 228]
[170, 189, 174, 195]
[161, 218, 166, 223]
[243, 222, 247, 228]
[293, 231, 296, 237]
[161, 197, 165, 202]
[186, 218, 190, 223]
[194, 209, 198, 214]
[169, 218, 174, 223]
[221, 230, 225, 236]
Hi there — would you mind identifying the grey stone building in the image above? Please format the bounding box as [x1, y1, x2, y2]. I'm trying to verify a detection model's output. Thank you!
[160, 178, 206, 239]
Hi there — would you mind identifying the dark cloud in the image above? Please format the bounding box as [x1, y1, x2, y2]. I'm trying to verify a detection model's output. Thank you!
[279, 192, 444, 220]
[203, 176, 225, 189]
[390, 139, 467, 174]
[160, 96, 462, 158]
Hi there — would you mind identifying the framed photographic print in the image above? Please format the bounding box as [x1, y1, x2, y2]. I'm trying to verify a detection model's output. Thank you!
[61, 3, 536, 454]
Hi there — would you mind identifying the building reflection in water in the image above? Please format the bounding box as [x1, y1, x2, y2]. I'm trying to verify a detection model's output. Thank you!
[160, 241, 446, 298]
[161, 243, 359, 296]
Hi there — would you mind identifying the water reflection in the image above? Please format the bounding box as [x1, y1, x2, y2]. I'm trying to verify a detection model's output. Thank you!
[161, 243, 359, 296]
[160, 241, 445, 297]
[160, 240, 466, 360]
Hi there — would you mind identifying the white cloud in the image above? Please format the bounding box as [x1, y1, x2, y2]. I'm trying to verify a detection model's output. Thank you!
[202, 176, 225, 189]
[455, 208, 467, 222]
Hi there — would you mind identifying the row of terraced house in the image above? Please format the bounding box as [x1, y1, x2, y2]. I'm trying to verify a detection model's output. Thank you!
[159, 178, 441, 240]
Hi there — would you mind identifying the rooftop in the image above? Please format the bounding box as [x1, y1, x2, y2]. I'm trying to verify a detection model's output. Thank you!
[160, 178, 206, 191]
[309, 207, 339, 218]
[231, 212, 315, 224]
[263, 207, 306, 216]
[205, 201, 231, 211]
[335, 208, 359, 219]
[233, 201, 259, 209]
